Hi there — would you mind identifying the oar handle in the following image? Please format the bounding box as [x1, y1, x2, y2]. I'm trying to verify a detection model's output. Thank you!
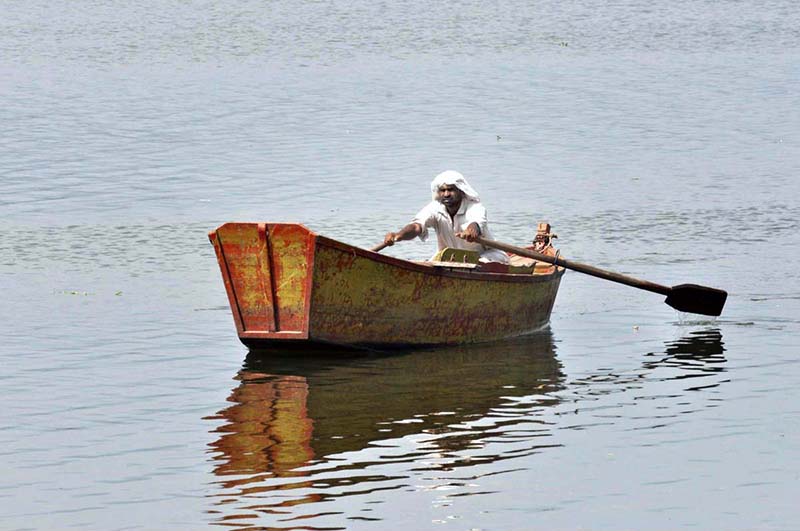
[371, 242, 391, 253]
[475, 236, 671, 296]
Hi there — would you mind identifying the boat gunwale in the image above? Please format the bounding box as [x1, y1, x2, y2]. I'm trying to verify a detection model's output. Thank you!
[315, 234, 565, 284]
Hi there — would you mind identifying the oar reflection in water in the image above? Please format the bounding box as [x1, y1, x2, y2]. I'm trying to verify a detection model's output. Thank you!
[640, 329, 728, 396]
[205, 332, 564, 515]
[644, 329, 727, 374]
[565, 329, 728, 428]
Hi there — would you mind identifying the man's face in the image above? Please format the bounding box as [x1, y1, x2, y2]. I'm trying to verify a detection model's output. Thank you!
[436, 184, 462, 208]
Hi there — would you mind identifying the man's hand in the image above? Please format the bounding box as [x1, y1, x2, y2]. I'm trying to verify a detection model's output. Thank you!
[383, 232, 397, 246]
[456, 223, 481, 243]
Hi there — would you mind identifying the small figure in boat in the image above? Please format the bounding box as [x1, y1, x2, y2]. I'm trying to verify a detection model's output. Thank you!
[383, 170, 510, 264]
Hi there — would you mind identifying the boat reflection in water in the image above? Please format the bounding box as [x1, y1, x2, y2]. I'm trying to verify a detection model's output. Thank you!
[205, 331, 564, 523]
[204, 329, 727, 527]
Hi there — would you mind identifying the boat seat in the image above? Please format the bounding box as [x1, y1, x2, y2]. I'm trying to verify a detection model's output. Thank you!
[433, 248, 512, 274]
[432, 248, 480, 263]
[431, 247, 554, 275]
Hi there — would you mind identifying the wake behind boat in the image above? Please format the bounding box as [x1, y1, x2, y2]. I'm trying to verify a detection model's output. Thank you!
[209, 222, 565, 349]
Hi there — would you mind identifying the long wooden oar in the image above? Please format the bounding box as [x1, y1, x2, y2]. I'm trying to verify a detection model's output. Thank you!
[476, 236, 728, 317]
[371, 242, 391, 252]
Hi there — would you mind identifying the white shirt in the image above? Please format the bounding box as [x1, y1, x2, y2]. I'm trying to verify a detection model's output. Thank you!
[412, 199, 510, 264]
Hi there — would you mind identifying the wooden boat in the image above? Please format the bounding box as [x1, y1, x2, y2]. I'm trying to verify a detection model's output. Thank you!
[208, 222, 565, 348]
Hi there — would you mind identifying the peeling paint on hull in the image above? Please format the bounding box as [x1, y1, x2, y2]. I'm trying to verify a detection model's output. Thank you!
[210, 223, 564, 349]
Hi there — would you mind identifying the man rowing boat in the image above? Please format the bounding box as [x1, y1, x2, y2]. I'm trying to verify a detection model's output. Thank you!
[383, 170, 510, 264]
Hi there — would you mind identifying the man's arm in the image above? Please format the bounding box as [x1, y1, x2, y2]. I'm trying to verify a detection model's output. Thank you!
[456, 222, 481, 242]
[384, 223, 423, 246]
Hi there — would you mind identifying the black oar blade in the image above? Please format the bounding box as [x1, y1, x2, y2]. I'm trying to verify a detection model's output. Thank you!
[665, 284, 728, 316]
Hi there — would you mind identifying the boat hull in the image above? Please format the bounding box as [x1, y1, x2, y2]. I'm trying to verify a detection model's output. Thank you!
[209, 223, 564, 348]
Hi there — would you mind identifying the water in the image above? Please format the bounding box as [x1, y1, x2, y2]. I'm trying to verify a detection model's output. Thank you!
[1, 1, 799, 529]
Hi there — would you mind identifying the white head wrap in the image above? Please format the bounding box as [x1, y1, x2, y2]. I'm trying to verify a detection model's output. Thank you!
[430, 170, 480, 202]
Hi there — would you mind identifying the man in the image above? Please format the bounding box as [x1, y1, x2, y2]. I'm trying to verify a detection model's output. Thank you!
[383, 170, 509, 264]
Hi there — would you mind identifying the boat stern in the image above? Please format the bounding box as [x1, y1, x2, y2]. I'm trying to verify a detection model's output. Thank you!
[209, 223, 316, 343]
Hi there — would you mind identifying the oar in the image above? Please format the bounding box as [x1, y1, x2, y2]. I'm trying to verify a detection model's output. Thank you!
[475, 236, 728, 317]
[371, 242, 391, 252]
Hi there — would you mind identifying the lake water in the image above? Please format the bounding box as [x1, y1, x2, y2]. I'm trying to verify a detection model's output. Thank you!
[1, 1, 799, 529]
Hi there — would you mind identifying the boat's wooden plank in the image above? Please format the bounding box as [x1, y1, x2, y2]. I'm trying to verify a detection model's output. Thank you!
[209, 229, 247, 335]
[317, 235, 559, 283]
[309, 239, 562, 345]
[240, 331, 306, 339]
[266, 224, 314, 334]
[429, 261, 478, 269]
[214, 223, 277, 333]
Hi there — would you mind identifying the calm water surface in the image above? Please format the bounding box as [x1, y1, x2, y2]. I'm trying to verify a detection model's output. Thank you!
[1, 1, 799, 529]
